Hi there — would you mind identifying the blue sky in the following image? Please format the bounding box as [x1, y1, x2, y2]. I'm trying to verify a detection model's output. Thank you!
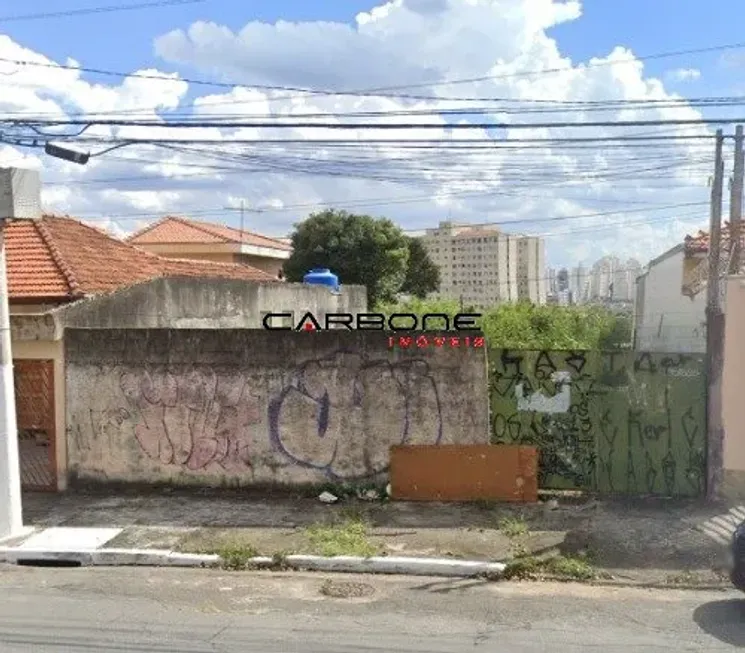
[4, 0, 743, 94]
[0, 0, 740, 267]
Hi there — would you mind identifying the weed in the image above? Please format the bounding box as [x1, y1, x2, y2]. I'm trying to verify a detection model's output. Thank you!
[546, 555, 595, 580]
[305, 519, 380, 558]
[498, 516, 529, 538]
[270, 550, 291, 571]
[216, 542, 259, 571]
[502, 556, 543, 580]
[503, 554, 596, 581]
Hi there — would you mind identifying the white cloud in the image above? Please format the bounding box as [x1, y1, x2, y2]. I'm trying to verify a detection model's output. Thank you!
[668, 67, 701, 82]
[0, 0, 715, 269]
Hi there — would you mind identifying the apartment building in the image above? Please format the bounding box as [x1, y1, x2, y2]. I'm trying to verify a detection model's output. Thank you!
[420, 221, 546, 307]
[589, 256, 643, 303]
[568, 265, 590, 304]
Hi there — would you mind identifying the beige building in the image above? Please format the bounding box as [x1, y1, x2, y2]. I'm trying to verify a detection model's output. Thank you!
[420, 221, 546, 307]
[128, 215, 292, 278]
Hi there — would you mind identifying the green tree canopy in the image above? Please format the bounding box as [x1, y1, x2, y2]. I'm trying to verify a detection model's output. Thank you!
[376, 298, 631, 350]
[400, 236, 440, 299]
[283, 209, 410, 306]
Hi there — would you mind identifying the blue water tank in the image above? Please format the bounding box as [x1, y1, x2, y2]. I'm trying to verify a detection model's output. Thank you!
[303, 268, 340, 291]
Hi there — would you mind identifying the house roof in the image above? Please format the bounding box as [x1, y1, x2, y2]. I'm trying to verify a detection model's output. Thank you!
[684, 221, 744, 255]
[127, 215, 292, 253]
[5, 215, 277, 302]
[647, 243, 684, 269]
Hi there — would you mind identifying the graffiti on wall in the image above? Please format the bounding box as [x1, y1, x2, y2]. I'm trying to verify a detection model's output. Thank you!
[268, 350, 443, 480]
[80, 349, 446, 481]
[489, 349, 706, 497]
[118, 367, 262, 473]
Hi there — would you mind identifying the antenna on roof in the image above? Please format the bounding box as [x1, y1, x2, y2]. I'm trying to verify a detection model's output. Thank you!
[224, 201, 266, 242]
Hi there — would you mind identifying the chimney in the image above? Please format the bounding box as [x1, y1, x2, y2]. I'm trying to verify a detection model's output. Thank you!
[0, 168, 42, 219]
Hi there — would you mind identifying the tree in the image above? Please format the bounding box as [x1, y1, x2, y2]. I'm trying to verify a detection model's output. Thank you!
[283, 209, 409, 306]
[377, 298, 632, 350]
[400, 237, 440, 299]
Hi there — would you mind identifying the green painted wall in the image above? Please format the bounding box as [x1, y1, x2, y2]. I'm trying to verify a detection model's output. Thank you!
[489, 350, 706, 497]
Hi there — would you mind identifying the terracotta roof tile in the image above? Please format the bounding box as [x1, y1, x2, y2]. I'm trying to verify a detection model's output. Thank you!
[128, 215, 292, 252]
[684, 221, 744, 254]
[4, 215, 277, 302]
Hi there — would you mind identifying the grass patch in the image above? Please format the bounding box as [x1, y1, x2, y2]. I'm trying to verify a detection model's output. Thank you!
[503, 554, 596, 581]
[305, 519, 380, 558]
[214, 542, 259, 571]
[498, 516, 529, 538]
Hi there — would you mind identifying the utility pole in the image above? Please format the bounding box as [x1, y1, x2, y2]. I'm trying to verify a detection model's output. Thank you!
[706, 128, 725, 500]
[730, 125, 745, 274]
[0, 218, 22, 539]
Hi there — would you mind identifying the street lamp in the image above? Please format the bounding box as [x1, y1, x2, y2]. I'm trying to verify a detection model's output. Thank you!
[44, 142, 90, 166]
[43, 141, 132, 166]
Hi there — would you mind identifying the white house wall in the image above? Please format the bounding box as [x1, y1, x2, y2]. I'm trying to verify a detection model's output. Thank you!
[635, 248, 706, 353]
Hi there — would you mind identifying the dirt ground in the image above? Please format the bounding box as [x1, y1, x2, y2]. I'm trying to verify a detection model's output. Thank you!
[19, 489, 735, 578]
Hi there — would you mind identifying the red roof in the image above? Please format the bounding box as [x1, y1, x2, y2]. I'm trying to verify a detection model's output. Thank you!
[5, 215, 277, 302]
[127, 215, 292, 252]
[684, 221, 744, 255]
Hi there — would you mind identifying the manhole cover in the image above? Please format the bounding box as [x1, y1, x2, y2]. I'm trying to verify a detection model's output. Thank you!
[320, 580, 375, 599]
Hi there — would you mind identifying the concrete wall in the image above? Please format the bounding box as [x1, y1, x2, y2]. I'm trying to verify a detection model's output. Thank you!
[634, 247, 706, 353]
[64, 329, 489, 487]
[490, 349, 706, 497]
[51, 277, 367, 330]
[723, 276, 745, 499]
[10, 313, 58, 341]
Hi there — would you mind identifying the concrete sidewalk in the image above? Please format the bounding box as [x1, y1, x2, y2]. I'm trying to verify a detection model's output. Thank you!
[5, 489, 739, 585]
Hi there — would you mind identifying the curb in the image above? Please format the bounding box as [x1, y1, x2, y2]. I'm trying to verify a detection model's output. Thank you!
[276, 555, 505, 577]
[0, 547, 505, 578]
[0, 547, 220, 567]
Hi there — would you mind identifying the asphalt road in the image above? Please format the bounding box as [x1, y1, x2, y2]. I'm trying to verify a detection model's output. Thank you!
[0, 565, 744, 652]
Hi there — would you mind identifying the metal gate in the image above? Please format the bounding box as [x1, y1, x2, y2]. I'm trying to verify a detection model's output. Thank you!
[13, 359, 56, 491]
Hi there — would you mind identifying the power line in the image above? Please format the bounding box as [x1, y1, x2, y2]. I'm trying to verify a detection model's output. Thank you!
[0, 0, 202, 23]
[7, 116, 740, 130]
[1, 39, 745, 104]
[68, 198, 708, 229]
[6, 96, 745, 122]
[50, 134, 717, 147]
